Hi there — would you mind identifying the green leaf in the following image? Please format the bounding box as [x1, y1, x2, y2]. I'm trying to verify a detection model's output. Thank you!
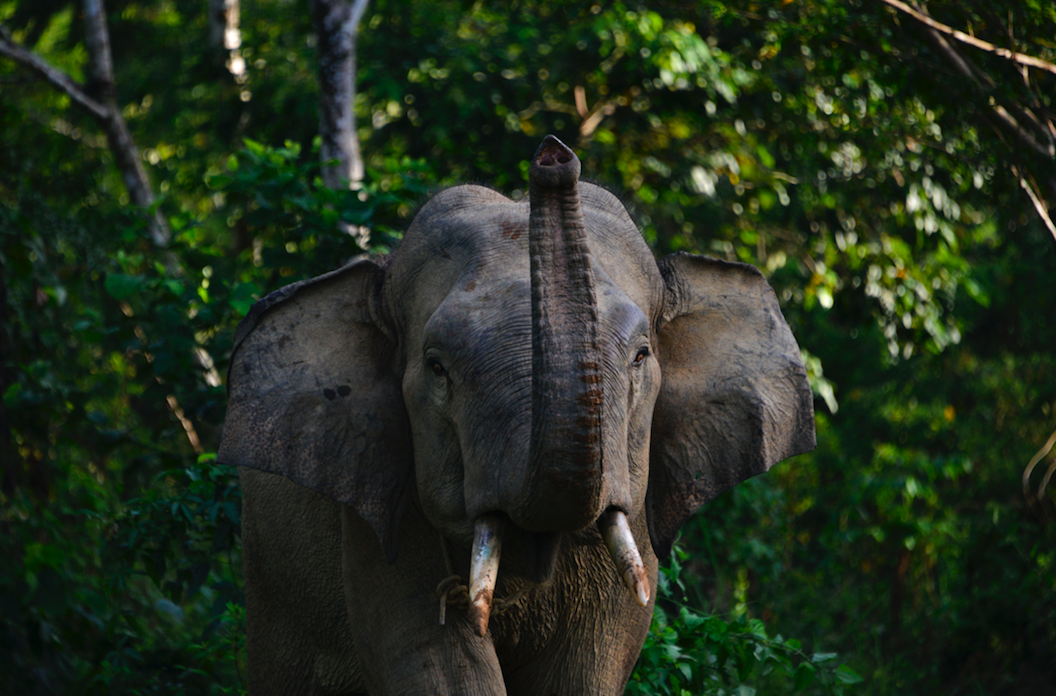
[243, 138, 266, 156]
[3, 382, 24, 407]
[228, 281, 261, 317]
[834, 664, 864, 684]
[793, 662, 816, 692]
[705, 616, 729, 636]
[756, 144, 775, 168]
[737, 651, 757, 681]
[962, 277, 990, 307]
[104, 273, 145, 300]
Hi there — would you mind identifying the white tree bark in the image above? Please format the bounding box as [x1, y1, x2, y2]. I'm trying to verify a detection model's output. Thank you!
[310, 0, 370, 192]
[209, 0, 244, 79]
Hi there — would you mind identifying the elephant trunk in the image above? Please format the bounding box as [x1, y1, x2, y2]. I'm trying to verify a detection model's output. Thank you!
[518, 135, 605, 532]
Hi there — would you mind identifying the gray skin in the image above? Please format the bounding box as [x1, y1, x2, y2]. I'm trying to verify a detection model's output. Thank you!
[219, 136, 816, 695]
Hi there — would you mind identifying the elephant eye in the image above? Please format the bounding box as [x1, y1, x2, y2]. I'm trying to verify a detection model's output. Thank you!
[633, 346, 650, 367]
[426, 357, 447, 377]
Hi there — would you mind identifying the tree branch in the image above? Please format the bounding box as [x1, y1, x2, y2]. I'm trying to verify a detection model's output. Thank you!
[921, 21, 1056, 245]
[912, 17, 1055, 162]
[349, 0, 371, 37]
[83, 0, 169, 246]
[880, 0, 1056, 76]
[0, 26, 109, 120]
[1024, 426, 1056, 505]
[83, 0, 115, 90]
[1017, 171, 1056, 247]
[0, 4, 170, 247]
[579, 100, 617, 139]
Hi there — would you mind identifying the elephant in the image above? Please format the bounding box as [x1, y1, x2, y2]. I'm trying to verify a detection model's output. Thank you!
[217, 135, 816, 695]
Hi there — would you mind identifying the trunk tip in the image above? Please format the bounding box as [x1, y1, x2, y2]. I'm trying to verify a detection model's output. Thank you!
[535, 134, 575, 166]
[531, 135, 581, 188]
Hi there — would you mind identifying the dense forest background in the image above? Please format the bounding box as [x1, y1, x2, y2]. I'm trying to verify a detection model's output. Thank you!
[2, 1, 1055, 694]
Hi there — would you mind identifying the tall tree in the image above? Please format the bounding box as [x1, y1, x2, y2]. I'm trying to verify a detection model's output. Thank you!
[309, 0, 370, 192]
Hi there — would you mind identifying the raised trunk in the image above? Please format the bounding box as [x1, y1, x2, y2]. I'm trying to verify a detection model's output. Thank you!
[519, 135, 605, 531]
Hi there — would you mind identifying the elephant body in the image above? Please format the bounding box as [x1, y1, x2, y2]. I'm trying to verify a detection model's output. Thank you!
[240, 468, 655, 694]
[219, 137, 815, 695]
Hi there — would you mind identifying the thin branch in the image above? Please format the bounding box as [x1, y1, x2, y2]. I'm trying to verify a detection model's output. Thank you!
[571, 85, 625, 139]
[167, 395, 204, 455]
[0, 6, 170, 247]
[518, 101, 580, 119]
[1040, 454, 1056, 501]
[916, 21, 1055, 161]
[1023, 426, 1056, 503]
[0, 26, 109, 120]
[884, 12, 1056, 162]
[880, 0, 1056, 76]
[349, 0, 371, 37]
[574, 85, 589, 119]
[579, 101, 616, 138]
[990, 103, 1056, 160]
[1017, 172, 1056, 246]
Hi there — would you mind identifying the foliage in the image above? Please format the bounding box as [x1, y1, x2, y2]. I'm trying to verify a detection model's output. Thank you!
[2, 0, 1055, 694]
[0, 140, 397, 694]
[628, 545, 862, 696]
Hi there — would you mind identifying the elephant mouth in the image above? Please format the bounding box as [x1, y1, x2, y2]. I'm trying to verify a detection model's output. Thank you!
[500, 523, 562, 584]
[466, 508, 649, 636]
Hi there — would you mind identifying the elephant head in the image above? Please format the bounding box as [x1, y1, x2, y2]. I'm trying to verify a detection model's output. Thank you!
[219, 136, 815, 638]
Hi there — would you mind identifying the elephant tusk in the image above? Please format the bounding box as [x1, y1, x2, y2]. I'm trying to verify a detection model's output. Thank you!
[467, 514, 504, 636]
[600, 510, 650, 607]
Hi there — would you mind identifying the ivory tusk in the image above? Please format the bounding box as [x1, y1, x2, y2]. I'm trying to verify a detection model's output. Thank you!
[600, 510, 650, 607]
[467, 514, 504, 636]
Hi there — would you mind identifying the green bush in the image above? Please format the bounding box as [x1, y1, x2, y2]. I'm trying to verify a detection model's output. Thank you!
[629, 545, 862, 696]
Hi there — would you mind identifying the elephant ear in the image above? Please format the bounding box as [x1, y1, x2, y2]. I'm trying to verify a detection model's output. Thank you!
[647, 252, 816, 560]
[218, 259, 412, 563]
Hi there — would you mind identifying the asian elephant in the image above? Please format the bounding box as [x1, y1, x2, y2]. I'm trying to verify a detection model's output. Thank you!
[217, 136, 815, 695]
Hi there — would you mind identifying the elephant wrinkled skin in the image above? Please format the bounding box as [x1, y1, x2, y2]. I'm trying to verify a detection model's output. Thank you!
[218, 136, 816, 695]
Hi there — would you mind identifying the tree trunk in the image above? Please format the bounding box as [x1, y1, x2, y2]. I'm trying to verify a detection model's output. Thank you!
[83, 0, 170, 245]
[310, 0, 370, 192]
[209, 0, 244, 79]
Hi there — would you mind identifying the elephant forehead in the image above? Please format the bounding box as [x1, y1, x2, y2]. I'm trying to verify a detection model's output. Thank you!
[385, 187, 531, 332]
[401, 185, 530, 266]
[423, 278, 533, 356]
[383, 182, 663, 336]
[423, 272, 646, 383]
